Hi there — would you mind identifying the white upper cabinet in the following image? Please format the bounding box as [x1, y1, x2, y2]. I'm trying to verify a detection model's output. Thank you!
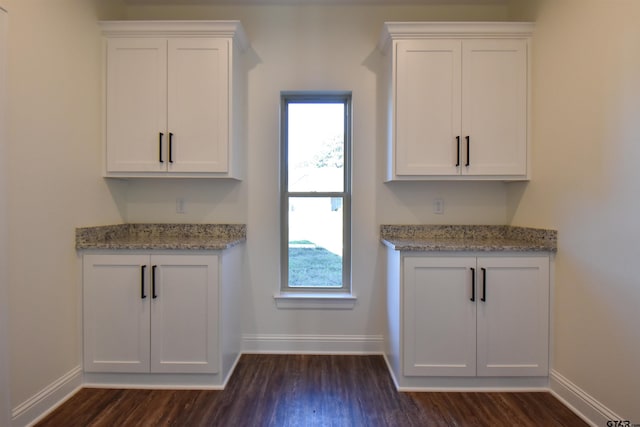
[379, 22, 533, 181]
[395, 40, 462, 176]
[167, 39, 229, 173]
[101, 21, 247, 179]
[462, 39, 528, 176]
[106, 38, 168, 173]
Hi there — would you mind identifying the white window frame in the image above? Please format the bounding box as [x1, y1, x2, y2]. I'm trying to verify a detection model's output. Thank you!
[279, 92, 352, 296]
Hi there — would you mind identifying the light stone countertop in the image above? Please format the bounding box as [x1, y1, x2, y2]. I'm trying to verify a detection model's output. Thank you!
[76, 223, 246, 251]
[380, 225, 557, 253]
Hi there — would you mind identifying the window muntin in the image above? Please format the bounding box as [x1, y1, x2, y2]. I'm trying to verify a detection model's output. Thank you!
[281, 94, 351, 292]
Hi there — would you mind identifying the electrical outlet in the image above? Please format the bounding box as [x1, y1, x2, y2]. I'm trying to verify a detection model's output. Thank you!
[176, 197, 186, 214]
[433, 198, 444, 215]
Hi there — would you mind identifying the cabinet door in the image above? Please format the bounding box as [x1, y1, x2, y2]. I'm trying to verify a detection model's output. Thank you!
[83, 254, 150, 373]
[394, 40, 461, 176]
[106, 38, 168, 173]
[167, 39, 229, 173]
[462, 39, 527, 176]
[403, 257, 476, 376]
[150, 255, 219, 373]
[476, 257, 549, 376]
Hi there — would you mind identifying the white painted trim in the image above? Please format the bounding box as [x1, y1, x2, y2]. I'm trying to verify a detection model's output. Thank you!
[99, 20, 249, 51]
[396, 385, 549, 392]
[220, 352, 242, 389]
[547, 255, 555, 372]
[382, 353, 401, 390]
[242, 334, 384, 354]
[11, 366, 82, 427]
[82, 382, 225, 391]
[378, 21, 535, 52]
[273, 292, 357, 309]
[550, 370, 622, 427]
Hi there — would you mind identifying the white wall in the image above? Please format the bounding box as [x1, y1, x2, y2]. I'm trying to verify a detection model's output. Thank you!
[7, 0, 124, 415]
[122, 3, 511, 350]
[507, 0, 640, 421]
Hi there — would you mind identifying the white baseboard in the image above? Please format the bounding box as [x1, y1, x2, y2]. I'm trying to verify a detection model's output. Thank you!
[550, 369, 622, 427]
[83, 372, 226, 390]
[242, 334, 384, 354]
[11, 365, 82, 427]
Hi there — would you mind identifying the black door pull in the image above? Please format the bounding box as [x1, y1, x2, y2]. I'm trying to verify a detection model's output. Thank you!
[456, 136, 461, 167]
[168, 133, 174, 163]
[159, 133, 164, 163]
[140, 265, 147, 299]
[470, 267, 476, 302]
[152, 265, 158, 299]
[481, 267, 487, 302]
[465, 136, 470, 167]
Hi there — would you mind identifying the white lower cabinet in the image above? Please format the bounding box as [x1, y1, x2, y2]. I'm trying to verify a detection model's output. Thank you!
[83, 253, 219, 374]
[403, 255, 549, 377]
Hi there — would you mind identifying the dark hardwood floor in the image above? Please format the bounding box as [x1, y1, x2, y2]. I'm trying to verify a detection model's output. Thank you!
[37, 354, 588, 426]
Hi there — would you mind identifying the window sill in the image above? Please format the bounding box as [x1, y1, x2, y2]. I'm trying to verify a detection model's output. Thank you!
[273, 292, 357, 309]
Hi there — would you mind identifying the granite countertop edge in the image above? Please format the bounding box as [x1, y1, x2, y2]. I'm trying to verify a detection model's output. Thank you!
[76, 223, 247, 251]
[380, 224, 557, 253]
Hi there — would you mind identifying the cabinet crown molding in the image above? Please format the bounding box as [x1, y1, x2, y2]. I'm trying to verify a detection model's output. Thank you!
[100, 20, 249, 51]
[378, 21, 534, 53]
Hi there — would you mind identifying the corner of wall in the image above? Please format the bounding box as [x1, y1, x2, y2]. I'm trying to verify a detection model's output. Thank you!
[506, 0, 542, 22]
[550, 369, 622, 427]
[10, 367, 82, 427]
[0, 6, 10, 426]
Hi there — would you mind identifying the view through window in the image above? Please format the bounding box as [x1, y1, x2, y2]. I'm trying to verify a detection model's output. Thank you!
[281, 94, 351, 291]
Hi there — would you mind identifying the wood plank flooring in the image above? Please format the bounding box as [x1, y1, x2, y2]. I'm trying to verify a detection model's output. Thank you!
[37, 354, 588, 427]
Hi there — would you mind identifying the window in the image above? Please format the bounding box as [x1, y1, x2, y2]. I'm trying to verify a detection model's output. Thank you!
[280, 93, 351, 293]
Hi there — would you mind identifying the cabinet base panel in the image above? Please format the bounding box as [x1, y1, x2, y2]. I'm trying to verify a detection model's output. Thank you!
[83, 352, 241, 390]
[383, 354, 548, 391]
[84, 373, 226, 390]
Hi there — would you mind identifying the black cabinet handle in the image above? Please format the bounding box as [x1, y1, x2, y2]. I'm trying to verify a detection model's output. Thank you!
[481, 267, 487, 302]
[465, 136, 470, 167]
[159, 133, 164, 163]
[169, 133, 174, 163]
[140, 265, 147, 299]
[456, 136, 461, 167]
[470, 267, 476, 302]
[152, 265, 158, 299]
